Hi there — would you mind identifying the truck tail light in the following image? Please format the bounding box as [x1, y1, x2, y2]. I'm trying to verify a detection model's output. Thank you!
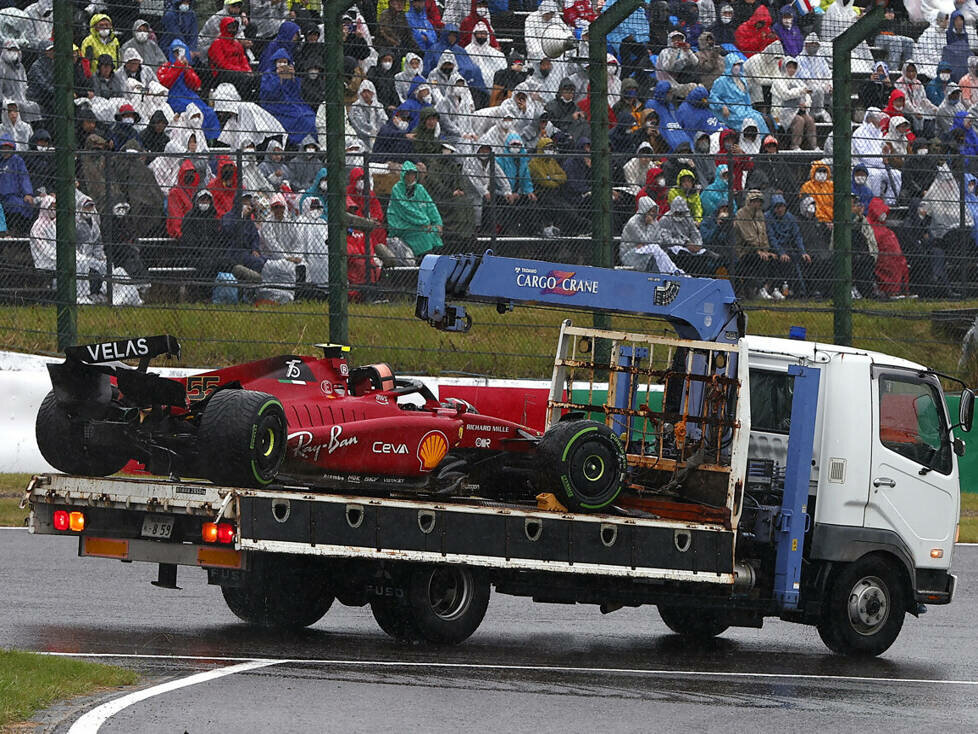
[201, 522, 218, 543]
[69, 512, 85, 532]
[217, 522, 235, 544]
[202, 522, 235, 544]
[53, 510, 69, 531]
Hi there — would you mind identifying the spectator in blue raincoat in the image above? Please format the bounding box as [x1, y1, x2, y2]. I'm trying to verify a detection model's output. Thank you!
[771, 5, 803, 57]
[499, 132, 534, 196]
[407, 0, 439, 52]
[399, 78, 435, 129]
[373, 108, 416, 163]
[0, 135, 33, 234]
[677, 85, 725, 136]
[709, 52, 769, 135]
[158, 39, 220, 140]
[952, 110, 978, 158]
[927, 61, 953, 107]
[852, 163, 874, 211]
[159, 0, 199, 55]
[606, 0, 650, 54]
[422, 25, 485, 94]
[943, 10, 973, 81]
[701, 163, 736, 219]
[260, 49, 317, 146]
[646, 81, 694, 151]
[259, 20, 301, 74]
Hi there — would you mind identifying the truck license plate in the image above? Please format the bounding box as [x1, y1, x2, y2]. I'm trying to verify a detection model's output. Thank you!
[141, 515, 174, 539]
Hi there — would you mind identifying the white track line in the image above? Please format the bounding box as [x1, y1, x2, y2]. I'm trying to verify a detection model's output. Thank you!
[66, 659, 282, 734]
[43, 652, 978, 688]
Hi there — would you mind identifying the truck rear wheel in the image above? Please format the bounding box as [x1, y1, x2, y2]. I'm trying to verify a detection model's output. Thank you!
[35, 391, 130, 476]
[816, 556, 906, 657]
[370, 565, 490, 644]
[198, 390, 287, 487]
[657, 605, 729, 639]
[535, 420, 626, 513]
[221, 555, 334, 629]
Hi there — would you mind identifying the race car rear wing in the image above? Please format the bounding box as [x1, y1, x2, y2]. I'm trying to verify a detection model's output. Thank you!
[64, 335, 181, 370]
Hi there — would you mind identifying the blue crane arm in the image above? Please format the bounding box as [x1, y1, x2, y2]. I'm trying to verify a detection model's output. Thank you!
[415, 253, 744, 343]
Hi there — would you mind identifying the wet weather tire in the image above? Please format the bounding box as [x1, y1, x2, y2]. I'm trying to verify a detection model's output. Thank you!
[816, 556, 906, 657]
[371, 565, 490, 645]
[535, 420, 626, 512]
[657, 605, 729, 639]
[221, 555, 334, 629]
[35, 391, 130, 476]
[198, 390, 287, 487]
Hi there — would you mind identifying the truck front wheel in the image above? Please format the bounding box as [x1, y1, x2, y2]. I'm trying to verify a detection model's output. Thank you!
[657, 605, 729, 639]
[816, 556, 907, 657]
[370, 565, 490, 644]
[221, 555, 334, 629]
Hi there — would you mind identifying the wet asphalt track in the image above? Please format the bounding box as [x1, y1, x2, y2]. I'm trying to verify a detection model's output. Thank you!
[2, 529, 977, 733]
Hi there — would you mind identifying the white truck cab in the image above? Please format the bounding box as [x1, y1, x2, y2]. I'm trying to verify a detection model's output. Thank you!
[745, 336, 960, 604]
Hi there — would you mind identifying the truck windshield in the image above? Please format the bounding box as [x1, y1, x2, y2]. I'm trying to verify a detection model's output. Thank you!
[878, 374, 952, 475]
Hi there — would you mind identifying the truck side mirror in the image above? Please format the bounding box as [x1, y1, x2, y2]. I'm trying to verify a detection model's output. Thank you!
[959, 388, 975, 433]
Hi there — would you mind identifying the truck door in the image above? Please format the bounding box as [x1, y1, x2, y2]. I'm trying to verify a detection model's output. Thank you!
[866, 369, 958, 563]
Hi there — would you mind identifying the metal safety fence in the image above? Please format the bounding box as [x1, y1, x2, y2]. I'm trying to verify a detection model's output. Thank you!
[0, 1, 975, 380]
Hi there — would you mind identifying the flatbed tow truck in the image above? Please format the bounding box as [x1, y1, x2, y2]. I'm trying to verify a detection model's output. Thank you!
[23, 254, 970, 655]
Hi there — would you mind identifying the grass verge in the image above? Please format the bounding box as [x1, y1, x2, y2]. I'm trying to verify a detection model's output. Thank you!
[0, 298, 975, 379]
[0, 649, 137, 729]
[0, 499, 27, 528]
[961, 493, 978, 543]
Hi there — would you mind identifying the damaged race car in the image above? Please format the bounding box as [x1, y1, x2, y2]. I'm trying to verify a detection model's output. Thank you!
[35, 336, 627, 511]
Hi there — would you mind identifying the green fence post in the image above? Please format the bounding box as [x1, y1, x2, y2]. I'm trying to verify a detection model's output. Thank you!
[831, 6, 883, 347]
[53, 0, 76, 350]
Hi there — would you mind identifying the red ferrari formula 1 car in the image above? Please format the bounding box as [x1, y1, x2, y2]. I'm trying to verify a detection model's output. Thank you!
[35, 336, 627, 511]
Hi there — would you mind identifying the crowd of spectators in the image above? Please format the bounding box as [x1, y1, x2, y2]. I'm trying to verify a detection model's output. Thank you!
[0, 0, 976, 303]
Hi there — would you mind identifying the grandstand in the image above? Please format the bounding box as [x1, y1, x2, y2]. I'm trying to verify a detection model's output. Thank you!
[0, 0, 975, 308]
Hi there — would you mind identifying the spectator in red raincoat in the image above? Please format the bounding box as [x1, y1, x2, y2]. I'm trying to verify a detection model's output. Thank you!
[563, 0, 599, 30]
[867, 197, 909, 296]
[208, 17, 252, 99]
[715, 128, 753, 193]
[345, 195, 381, 300]
[166, 158, 199, 239]
[459, 0, 500, 47]
[636, 165, 670, 215]
[206, 155, 239, 219]
[346, 167, 387, 253]
[734, 5, 777, 58]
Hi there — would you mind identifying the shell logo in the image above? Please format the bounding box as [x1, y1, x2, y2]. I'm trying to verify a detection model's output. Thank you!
[417, 430, 449, 471]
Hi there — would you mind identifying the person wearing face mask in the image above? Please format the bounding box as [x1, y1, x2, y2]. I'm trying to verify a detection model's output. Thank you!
[297, 166, 331, 218]
[497, 132, 535, 232]
[386, 161, 443, 256]
[926, 60, 954, 107]
[109, 102, 142, 150]
[373, 109, 416, 163]
[858, 62, 894, 112]
[710, 54, 770, 137]
[160, 1, 200, 57]
[459, 0, 499, 47]
[349, 80, 388, 153]
[937, 82, 966, 136]
[464, 21, 505, 90]
[396, 53, 427, 103]
[25, 129, 55, 195]
[399, 78, 436, 130]
[852, 163, 874, 211]
[122, 20, 167, 70]
[619, 197, 674, 271]
[772, 6, 803, 57]
[707, 4, 737, 47]
[656, 30, 699, 99]
[421, 141, 475, 249]
[0, 100, 31, 152]
[435, 78, 476, 141]
[734, 189, 780, 299]
[464, 141, 515, 231]
[701, 163, 737, 220]
[208, 16, 252, 100]
[73, 195, 109, 303]
[179, 189, 227, 294]
[942, 10, 975, 81]
[80, 14, 120, 66]
[367, 49, 402, 112]
[527, 136, 570, 236]
[158, 40, 222, 141]
[636, 164, 670, 215]
[427, 51, 465, 106]
[378, 0, 420, 53]
[800, 161, 833, 224]
[896, 138, 940, 208]
[30, 193, 57, 274]
[410, 106, 444, 155]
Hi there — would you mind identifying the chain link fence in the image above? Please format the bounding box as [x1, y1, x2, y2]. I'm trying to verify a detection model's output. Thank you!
[0, 1, 975, 378]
